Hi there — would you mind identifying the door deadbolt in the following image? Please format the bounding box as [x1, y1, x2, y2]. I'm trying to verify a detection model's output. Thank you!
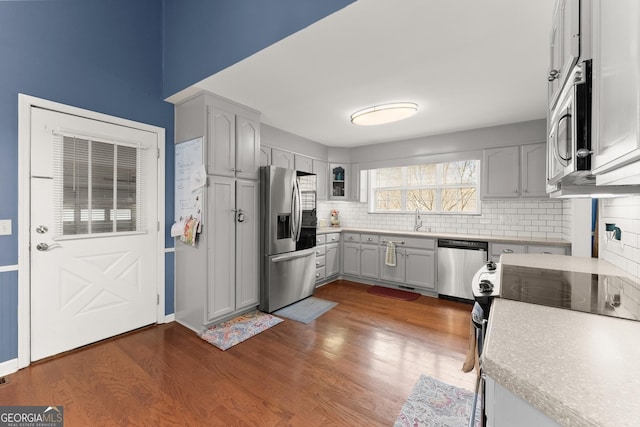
[36, 225, 48, 234]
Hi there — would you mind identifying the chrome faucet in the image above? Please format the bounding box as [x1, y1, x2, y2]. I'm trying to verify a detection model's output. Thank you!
[414, 209, 423, 231]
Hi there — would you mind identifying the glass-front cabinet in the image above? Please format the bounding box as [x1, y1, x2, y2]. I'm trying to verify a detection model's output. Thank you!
[330, 164, 348, 199]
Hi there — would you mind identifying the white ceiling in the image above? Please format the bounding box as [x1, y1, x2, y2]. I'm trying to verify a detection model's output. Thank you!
[173, 0, 555, 148]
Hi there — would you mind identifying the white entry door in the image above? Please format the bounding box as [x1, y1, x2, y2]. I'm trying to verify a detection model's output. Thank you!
[30, 107, 159, 361]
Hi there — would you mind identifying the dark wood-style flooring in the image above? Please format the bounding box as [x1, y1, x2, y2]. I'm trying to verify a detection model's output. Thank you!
[0, 280, 476, 426]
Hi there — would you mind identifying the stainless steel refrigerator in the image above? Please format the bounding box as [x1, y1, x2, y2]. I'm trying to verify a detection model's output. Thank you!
[259, 166, 317, 313]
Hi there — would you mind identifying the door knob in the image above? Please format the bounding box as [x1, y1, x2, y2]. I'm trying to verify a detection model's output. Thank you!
[36, 242, 61, 251]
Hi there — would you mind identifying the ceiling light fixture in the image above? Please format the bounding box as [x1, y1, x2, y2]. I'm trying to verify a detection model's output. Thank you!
[350, 102, 418, 126]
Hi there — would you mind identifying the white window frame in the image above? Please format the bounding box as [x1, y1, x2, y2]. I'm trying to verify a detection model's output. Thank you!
[367, 160, 481, 214]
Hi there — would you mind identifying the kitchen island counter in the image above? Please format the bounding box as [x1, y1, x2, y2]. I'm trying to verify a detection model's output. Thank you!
[483, 256, 640, 427]
[316, 227, 570, 247]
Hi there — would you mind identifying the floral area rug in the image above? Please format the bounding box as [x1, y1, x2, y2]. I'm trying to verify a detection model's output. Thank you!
[395, 375, 481, 427]
[198, 311, 283, 351]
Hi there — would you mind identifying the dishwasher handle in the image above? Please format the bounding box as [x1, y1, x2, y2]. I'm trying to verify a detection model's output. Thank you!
[437, 238, 488, 251]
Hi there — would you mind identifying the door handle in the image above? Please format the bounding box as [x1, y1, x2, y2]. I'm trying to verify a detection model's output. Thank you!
[36, 242, 61, 251]
[237, 209, 245, 223]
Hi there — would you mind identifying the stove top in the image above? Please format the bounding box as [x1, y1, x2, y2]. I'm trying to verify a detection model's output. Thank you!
[500, 265, 640, 321]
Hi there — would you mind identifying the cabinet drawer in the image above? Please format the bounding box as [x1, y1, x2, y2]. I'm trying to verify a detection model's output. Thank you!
[491, 243, 526, 257]
[381, 235, 435, 250]
[527, 245, 568, 255]
[316, 234, 327, 245]
[343, 233, 359, 243]
[326, 232, 341, 243]
[315, 266, 326, 282]
[316, 255, 326, 268]
[315, 245, 326, 256]
[360, 234, 379, 244]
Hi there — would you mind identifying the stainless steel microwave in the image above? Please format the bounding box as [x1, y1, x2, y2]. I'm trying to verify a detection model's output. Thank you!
[547, 59, 592, 186]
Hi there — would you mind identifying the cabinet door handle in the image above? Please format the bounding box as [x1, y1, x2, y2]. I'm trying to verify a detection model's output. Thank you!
[503, 249, 514, 253]
[366, 237, 372, 242]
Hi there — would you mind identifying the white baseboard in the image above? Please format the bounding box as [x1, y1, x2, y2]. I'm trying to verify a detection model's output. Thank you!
[0, 358, 18, 376]
[164, 313, 175, 323]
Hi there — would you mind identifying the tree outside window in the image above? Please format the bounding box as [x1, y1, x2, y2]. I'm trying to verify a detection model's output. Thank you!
[369, 160, 479, 214]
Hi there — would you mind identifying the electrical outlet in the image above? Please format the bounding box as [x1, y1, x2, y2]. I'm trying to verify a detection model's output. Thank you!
[0, 219, 11, 236]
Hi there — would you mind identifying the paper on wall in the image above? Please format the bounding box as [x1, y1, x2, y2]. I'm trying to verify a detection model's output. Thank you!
[170, 221, 185, 237]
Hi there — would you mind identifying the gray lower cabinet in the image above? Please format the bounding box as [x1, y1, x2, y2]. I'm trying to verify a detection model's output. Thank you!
[405, 248, 436, 290]
[360, 244, 379, 279]
[175, 176, 259, 332]
[342, 233, 379, 278]
[485, 376, 560, 427]
[325, 243, 340, 277]
[380, 248, 406, 283]
[380, 236, 436, 291]
[316, 233, 340, 284]
[343, 241, 360, 276]
[490, 242, 569, 262]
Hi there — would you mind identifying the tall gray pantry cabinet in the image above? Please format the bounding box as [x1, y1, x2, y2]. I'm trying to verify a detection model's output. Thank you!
[175, 92, 261, 332]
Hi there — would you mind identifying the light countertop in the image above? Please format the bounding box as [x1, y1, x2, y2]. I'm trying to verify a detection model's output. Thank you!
[483, 255, 640, 427]
[316, 226, 570, 247]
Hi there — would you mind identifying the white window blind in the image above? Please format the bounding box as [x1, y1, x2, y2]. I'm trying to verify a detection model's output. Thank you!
[52, 131, 148, 237]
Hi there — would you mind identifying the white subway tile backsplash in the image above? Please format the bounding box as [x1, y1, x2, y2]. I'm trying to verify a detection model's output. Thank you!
[599, 196, 640, 280]
[318, 199, 571, 241]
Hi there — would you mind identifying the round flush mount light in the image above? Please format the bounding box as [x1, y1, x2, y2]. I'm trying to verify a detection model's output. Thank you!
[350, 102, 418, 126]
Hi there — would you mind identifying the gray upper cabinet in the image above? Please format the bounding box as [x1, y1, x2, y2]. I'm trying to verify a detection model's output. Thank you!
[294, 154, 313, 173]
[329, 163, 349, 199]
[483, 144, 547, 199]
[207, 102, 260, 180]
[313, 159, 328, 200]
[260, 145, 271, 167]
[235, 114, 260, 180]
[207, 105, 235, 178]
[548, 0, 581, 109]
[482, 146, 519, 198]
[271, 148, 294, 169]
[520, 143, 547, 198]
[591, 0, 640, 185]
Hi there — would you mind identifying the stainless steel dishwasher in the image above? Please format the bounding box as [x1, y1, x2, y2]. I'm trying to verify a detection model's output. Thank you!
[437, 239, 488, 301]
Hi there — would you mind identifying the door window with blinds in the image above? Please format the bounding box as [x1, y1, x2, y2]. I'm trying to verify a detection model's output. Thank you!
[53, 133, 148, 237]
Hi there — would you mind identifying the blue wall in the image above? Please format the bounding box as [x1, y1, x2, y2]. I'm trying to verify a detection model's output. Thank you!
[0, 271, 18, 362]
[0, 0, 174, 364]
[0, 0, 353, 365]
[162, 0, 355, 97]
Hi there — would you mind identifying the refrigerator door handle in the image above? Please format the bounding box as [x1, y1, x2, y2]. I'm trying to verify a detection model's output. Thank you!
[290, 179, 298, 242]
[290, 177, 301, 242]
[297, 179, 302, 241]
